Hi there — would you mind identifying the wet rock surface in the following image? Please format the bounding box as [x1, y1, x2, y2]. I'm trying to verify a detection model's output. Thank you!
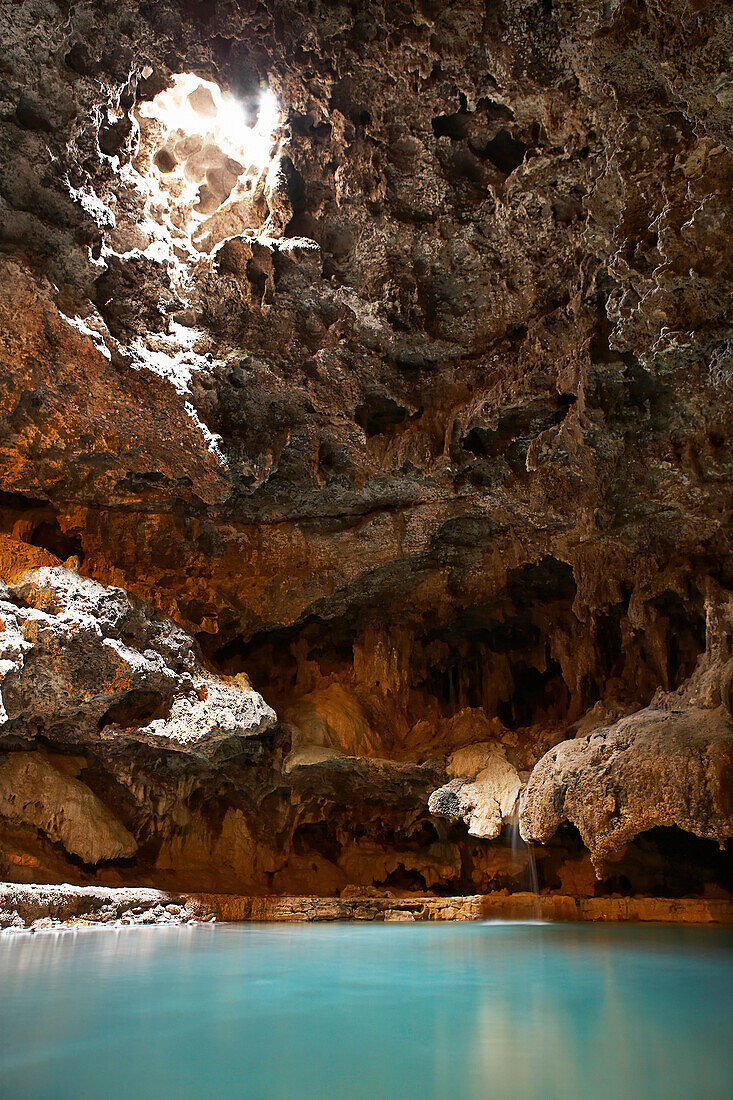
[0, 0, 731, 901]
[0, 882, 198, 931]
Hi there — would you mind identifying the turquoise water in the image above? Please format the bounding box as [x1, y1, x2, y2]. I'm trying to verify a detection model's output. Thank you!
[1, 922, 732, 1100]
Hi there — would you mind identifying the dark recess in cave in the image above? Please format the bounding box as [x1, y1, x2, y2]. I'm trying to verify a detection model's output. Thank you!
[98, 689, 173, 729]
[604, 827, 733, 898]
[481, 128, 529, 174]
[355, 394, 410, 437]
[0, 490, 85, 563]
[28, 520, 84, 564]
[497, 658, 571, 730]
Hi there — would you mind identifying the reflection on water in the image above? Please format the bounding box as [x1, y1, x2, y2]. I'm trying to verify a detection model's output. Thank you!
[1, 922, 732, 1100]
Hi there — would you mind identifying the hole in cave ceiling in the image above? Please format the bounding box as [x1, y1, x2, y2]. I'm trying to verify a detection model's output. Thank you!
[132, 73, 283, 255]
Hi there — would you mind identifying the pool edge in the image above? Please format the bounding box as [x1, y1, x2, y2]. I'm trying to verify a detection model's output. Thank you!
[2, 882, 732, 930]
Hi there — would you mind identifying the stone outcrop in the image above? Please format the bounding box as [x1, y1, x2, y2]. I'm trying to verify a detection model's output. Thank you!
[3, 883, 732, 932]
[520, 705, 733, 875]
[0, 557, 275, 756]
[0, 882, 199, 930]
[0, 0, 731, 902]
[0, 553, 450, 896]
[283, 684, 383, 757]
[429, 743, 523, 839]
[521, 584, 733, 874]
[0, 752, 137, 864]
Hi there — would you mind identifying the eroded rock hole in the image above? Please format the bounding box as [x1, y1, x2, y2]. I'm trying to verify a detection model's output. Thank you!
[379, 865, 428, 891]
[0, 492, 84, 564]
[98, 690, 173, 729]
[604, 827, 733, 897]
[355, 395, 410, 437]
[432, 109, 471, 140]
[132, 72, 283, 254]
[482, 128, 528, 175]
[648, 590, 706, 688]
[461, 394, 576, 463]
[498, 658, 570, 730]
[28, 520, 84, 565]
[292, 822, 341, 864]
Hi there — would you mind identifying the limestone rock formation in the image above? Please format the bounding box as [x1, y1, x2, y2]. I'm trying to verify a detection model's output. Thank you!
[0, 752, 137, 864]
[521, 585, 733, 875]
[0, 0, 731, 899]
[429, 743, 523, 839]
[0, 557, 276, 756]
[283, 684, 382, 757]
[520, 705, 733, 875]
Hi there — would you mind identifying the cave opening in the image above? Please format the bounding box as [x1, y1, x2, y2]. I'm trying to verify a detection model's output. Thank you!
[125, 71, 284, 256]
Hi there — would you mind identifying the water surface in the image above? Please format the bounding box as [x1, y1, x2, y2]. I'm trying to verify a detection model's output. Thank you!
[1, 921, 732, 1099]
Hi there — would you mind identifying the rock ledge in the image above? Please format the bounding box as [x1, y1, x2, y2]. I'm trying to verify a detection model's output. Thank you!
[2, 882, 731, 931]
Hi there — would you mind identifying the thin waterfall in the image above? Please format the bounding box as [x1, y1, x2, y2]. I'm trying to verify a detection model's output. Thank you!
[506, 814, 541, 919]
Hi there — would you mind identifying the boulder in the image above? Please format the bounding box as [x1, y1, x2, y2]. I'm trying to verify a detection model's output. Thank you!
[520, 704, 733, 875]
[428, 743, 523, 839]
[0, 561, 276, 756]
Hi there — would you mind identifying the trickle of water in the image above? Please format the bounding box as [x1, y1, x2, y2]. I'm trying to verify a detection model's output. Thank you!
[506, 817, 541, 916]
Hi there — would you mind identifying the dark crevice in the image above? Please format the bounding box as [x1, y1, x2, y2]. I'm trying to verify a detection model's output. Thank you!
[0, 491, 85, 564]
[461, 393, 576, 462]
[603, 827, 733, 897]
[378, 865, 428, 891]
[98, 689, 173, 729]
[497, 657, 570, 729]
[432, 109, 471, 140]
[480, 129, 528, 174]
[355, 395, 417, 437]
[29, 520, 84, 563]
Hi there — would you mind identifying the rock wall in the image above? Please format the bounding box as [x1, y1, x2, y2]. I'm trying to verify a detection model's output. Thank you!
[0, 0, 731, 900]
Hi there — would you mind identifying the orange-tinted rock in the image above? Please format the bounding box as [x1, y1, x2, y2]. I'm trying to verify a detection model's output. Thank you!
[0, 564, 275, 756]
[0, 752, 136, 864]
[0, 0, 731, 904]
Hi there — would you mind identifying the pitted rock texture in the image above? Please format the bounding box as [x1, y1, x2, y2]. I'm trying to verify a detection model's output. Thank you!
[0, 556, 275, 757]
[520, 582, 733, 874]
[428, 743, 523, 839]
[0, 0, 731, 899]
[520, 705, 733, 874]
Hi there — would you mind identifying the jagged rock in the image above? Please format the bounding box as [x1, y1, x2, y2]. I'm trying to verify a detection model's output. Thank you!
[429, 743, 522, 839]
[0, 559, 275, 756]
[520, 706, 733, 875]
[0, 751, 136, 864]
[406, 709, 512, 759]
[0, 883, 197, 930]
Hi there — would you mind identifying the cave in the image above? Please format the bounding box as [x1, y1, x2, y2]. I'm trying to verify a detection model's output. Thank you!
[0, 0, 732, 1092]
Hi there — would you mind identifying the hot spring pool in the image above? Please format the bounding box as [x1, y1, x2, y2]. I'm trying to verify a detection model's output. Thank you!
[1, 921, 732, 1100]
